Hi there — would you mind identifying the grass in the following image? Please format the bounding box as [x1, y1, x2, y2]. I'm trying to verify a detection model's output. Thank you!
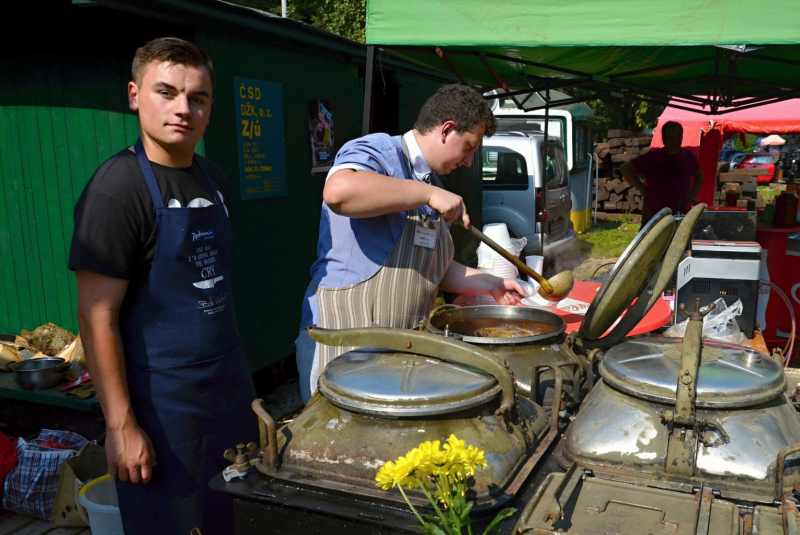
[568, 214, 640, 281]
[577, 215, 640, 258]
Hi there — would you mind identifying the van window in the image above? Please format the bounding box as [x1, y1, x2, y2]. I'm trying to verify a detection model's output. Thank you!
[482, 150, 529, 190]
[495, 118, 563, 140]
[545, 147, 568, 190]
[574, 125, 588, 167]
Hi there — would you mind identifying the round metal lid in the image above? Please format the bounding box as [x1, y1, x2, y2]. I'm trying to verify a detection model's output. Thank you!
[319, 348, 501, 417]
[578, 209, 675, 342]
[600, 338, 786, 408]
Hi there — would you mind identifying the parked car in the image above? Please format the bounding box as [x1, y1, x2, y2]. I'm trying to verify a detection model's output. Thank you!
[729, 152, 748, 168]
[719, 149, 743, 162]
[734, 152, 780, 183]
[481, 133, 577, 259]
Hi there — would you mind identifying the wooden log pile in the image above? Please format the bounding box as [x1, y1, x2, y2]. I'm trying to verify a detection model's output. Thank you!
[714, 168, 765, 208]
[593, 130, 652, 214]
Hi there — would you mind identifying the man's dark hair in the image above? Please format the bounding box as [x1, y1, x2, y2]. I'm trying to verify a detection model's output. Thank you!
[662, 121, 683, 134]
[414, 84, 497, 137]
[132, 37, 216, 91]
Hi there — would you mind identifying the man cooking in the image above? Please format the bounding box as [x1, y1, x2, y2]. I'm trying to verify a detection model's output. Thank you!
[296, 84, 527, 403]
[69, 38, 255, 534]
[620, 121, 704, 226]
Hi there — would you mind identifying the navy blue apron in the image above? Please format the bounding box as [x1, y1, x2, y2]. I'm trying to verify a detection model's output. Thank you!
[115, 140, 256, 534]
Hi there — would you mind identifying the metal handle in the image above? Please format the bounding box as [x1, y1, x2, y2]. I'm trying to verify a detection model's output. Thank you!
[531, 362, 580, 432]
[251, 399, 280, 475]
[308, 326, 518, 420]
[776, 442, 800, 500]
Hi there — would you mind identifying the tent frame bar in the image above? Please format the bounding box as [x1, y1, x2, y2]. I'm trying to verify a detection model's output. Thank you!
[377, 45, 800, 115]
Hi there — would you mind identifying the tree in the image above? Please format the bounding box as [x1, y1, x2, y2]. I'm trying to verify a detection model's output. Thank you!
[228, 0, 367, 43]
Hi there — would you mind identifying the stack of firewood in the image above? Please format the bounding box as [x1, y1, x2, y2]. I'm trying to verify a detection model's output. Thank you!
[714, 168, 766, 208]
[592, 130, 652, 215]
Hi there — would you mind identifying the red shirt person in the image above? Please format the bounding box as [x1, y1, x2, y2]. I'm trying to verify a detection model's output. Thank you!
[620, 121, 704, 226]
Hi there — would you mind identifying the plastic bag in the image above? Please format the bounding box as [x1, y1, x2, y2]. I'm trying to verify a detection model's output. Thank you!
[663, 298, 751, 347]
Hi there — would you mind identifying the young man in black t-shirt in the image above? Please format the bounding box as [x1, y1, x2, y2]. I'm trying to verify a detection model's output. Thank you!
[70, 150, 231, 317]
[69, 38, 254, 534]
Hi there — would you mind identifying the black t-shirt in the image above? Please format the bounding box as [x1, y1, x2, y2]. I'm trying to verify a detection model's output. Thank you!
[69, 148, 231, 315]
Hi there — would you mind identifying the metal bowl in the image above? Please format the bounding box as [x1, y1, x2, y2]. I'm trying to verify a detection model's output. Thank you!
[427, 305, 566, 345]
[7, 357, 70, 391]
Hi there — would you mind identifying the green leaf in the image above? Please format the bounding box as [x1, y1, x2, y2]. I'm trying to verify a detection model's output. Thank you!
[481, 508, 517, 535]
[422, 514, 439, 523]
[420, 523, 448, 535]
[459, 500, 474, 523]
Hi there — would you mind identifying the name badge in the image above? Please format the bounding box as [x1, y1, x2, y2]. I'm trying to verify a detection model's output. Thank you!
[413, 226, 437, 249]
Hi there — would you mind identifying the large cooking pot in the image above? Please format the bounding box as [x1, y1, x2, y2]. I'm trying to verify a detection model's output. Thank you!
[244, 326, 553, 515]
[426, 304, 585, 404]
[8, 356, 69, 391]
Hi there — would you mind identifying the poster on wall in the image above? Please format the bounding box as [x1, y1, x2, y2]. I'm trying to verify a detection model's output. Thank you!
[307, 100, 335, 173]
[235, 77, 287, 200]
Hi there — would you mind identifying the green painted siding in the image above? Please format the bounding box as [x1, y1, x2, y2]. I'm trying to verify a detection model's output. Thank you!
[0, 3, 462, 371]
[0, 54, 139, 334]
[196, 25, 365, 369]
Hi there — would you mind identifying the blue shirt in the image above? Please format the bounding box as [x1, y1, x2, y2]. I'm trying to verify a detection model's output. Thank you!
[299, 131, 441, 330]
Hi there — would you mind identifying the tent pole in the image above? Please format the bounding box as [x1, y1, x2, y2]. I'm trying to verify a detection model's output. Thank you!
[362, 45, 376, 136]
[541, 86, 549, 257]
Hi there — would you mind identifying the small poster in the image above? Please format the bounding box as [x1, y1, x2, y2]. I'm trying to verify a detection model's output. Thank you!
[307, 100, 335, 173]
[235, 77, 288, 200]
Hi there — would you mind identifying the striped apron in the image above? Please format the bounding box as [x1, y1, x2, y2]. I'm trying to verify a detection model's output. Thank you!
[316, 208, 454, 371]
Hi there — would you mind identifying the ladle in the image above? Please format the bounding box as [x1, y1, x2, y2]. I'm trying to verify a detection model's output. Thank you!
[463, 223, 574, 302]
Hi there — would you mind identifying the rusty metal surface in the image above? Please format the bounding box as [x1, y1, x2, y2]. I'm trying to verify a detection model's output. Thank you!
[266, 394, 548, 508]
[514, 468, 740, 535]
[754, 504, 800, 535]
[674, 299, 710, 425]
[561, 380, 800, 503]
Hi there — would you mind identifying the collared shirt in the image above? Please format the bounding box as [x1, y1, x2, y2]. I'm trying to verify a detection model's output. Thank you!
[299, 131, 442, 330]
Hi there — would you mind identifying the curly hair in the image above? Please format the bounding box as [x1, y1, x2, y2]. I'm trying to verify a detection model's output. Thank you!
[414, 84, 497, 137]
[132, 37, 216, 91]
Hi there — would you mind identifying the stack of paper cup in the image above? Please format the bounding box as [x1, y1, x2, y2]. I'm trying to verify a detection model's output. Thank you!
[477, 223, 519, 279]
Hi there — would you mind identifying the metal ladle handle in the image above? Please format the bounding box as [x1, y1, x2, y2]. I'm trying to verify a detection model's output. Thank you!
[463, 224, 554, 294]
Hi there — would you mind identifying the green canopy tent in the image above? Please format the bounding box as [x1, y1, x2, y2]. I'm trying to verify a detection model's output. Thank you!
[361, 0, 800, 251]
[362, 0, 800, 129]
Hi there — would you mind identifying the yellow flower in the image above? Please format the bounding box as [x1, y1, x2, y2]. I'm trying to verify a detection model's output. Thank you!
[376, 434, 488, 502]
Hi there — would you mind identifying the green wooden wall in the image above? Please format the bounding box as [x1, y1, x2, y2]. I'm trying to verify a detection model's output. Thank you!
[196, 25, 365, 369]
[0, 2, 462, 370]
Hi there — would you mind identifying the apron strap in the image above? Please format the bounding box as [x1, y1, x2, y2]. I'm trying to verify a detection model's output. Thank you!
[134, 139, 166, 210]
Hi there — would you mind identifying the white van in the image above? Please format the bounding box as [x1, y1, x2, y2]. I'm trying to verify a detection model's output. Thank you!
[487, 90, 596, 233]
[482, 133, 577, 259]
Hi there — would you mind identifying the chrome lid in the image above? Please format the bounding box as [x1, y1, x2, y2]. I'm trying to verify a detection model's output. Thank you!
[600, 338, 786, 408]
[319, 349, 501, 417]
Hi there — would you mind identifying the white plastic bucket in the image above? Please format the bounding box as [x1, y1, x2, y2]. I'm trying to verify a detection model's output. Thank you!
[78, 473, 125, 535]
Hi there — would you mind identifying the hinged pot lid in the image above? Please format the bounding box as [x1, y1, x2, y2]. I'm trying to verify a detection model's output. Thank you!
[319, 348, 501, 417]
[578, 205, 705, 348]
[600, 338, 786, 408]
